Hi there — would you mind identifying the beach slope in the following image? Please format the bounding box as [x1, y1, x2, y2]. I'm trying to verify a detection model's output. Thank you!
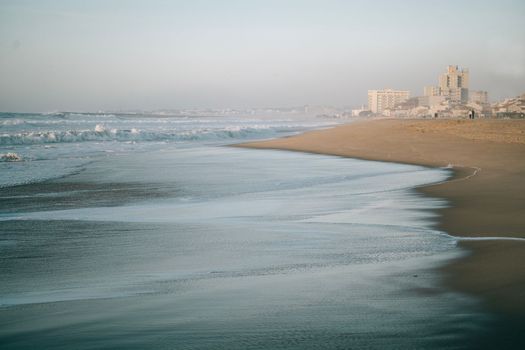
[238, 119, 525, 313]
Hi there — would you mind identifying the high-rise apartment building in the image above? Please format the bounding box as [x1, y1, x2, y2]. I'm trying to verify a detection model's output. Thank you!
[368, 89, 410, 114]
[424, 65, 469, 104]
[439, 65, 469, 103]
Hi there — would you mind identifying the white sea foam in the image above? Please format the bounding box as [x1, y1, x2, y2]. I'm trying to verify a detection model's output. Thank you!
[0, 124, 307, 146]
[0, 118, 27, 126]
[0, 152, 22, 162]
[0, 113, 337, 188]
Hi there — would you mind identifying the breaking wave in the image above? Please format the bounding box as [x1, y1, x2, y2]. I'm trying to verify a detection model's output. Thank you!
[0, 124, 298, 146]
[0, 119, 26, 126]
[0, 152, 22, 162]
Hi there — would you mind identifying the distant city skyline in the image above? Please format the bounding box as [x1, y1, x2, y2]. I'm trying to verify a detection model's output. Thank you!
[1, 0, 524, 112]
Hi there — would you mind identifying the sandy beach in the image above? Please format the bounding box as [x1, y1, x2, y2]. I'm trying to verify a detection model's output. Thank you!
[238, 119, 525, 314]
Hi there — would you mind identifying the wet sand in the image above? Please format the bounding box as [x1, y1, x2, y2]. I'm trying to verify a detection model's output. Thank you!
[238, 119, 525, 314]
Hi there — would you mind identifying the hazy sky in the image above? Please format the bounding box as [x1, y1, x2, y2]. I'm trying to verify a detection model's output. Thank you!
[1, 0, 524, 112]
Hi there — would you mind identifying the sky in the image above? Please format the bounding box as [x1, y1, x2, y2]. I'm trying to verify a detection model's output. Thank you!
[0, 0, 524, 112]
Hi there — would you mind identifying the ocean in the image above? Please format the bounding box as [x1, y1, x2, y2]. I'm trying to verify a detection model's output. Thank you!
[0, 112, 492, 349]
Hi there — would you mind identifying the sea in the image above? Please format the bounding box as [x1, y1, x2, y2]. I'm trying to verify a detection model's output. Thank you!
[0, 112, 502, 349]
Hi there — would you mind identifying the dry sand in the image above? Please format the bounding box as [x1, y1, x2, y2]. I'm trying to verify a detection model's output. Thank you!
[238, 119, 525, 314]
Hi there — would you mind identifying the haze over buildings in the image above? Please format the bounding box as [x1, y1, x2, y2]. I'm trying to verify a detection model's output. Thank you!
[0, 0, 524, 112]
[362, 64, 524, 119]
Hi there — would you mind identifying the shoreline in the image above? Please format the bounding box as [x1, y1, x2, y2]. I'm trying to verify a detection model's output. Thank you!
[236, 118, 525, 315]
